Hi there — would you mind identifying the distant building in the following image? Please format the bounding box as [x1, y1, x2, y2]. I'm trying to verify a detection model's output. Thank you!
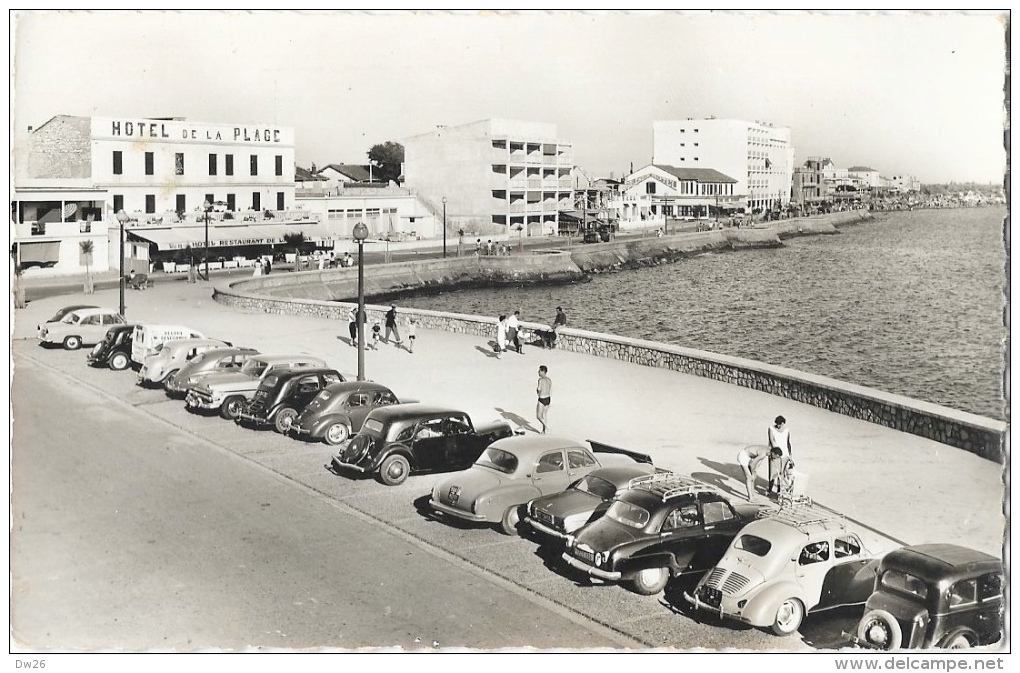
[792, 157, 832, 206]
[886, 174, 921, 192]
[615, 164, 740, 227]
[403, 118, 574, 236]
[296, 164, 329, 193]
[652, 118, 795, 212]
[848, 166, 882, 190]
[316, 163, 381, 193]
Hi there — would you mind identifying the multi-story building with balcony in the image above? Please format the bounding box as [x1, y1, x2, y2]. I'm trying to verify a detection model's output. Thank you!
[402, 118, 574, 236]
[652, 118, 795, 213]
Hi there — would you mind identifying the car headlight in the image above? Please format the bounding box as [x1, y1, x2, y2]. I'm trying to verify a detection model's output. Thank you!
[565, 534, 575, 548]
[594, 552, 604, 566]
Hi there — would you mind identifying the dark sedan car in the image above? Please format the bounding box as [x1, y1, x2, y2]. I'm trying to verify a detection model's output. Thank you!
[331, 404, 518, 486]
[562, 473, 761, 595]
[290, 380, 405, 446]
[87, 323, 142, 371]
[235, 368, 346, 433]
[523, 464, 663, 544]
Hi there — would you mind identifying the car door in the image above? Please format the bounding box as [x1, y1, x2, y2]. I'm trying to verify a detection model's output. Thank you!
[531, 449, 572, 496]
[566, 448, 599, 482]
[408, 417, 451, 472]
[793, 537, 836, 610]
[80, 314, 105, 343]
[816, 533, 878, 608]
[692, 499, 744, 571]
[654, 503, 703, 571]
[343, 392, 373, 430]
[444, 414, 482, 467]
[291, 373, 325, 409]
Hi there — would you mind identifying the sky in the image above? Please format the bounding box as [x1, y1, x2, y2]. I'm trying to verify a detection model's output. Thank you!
[10, 10, 1008, 184]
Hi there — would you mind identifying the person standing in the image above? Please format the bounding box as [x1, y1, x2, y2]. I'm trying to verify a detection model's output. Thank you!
[384, 305, 403, 346]
[767, 415, 793, 498]
[736, 445, 768, 500]
[347, 307, 358, 347]
[475, 238, 482, 256]
[252, 258, 263, 277]
[547, 306, 567, 348]
[495, 314, 508, 359]
[507, 310, 523, 354]
[406, 317, 417, 353]
[264, 257, 272, 274]
[536, 365, 552, 434]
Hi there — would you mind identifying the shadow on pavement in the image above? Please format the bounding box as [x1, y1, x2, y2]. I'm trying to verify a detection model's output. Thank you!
[494, 407, 539, 433]
[475, 343, 500, 359]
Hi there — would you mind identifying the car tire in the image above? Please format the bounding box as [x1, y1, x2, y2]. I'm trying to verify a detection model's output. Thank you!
[63, 335, 82, 350]
[220, 395, 245, 420]
[323, 422, 351, 446]
[378, 455, 410, 486]
[627, 567, 669, 595]
[940, 632, 973, 649]
[274, 408, 298, 434]
[500, 505, 522, 536]
[771, 597, 806, 636]
[109, 352, 130, 371]
[856, 609, 902, 650]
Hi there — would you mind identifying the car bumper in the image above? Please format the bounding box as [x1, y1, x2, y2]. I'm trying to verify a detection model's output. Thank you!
[429, 499, 487, 522]
[235, 410, 267, 424]
[682, 590, 745, 622]
[561, 553, 622, 581]
[185, 392, 219, 410]
[332, 456, 369, 473]
[523, 517, 568, 541]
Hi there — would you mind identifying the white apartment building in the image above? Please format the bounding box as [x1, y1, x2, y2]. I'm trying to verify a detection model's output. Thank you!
[403, 118, 574, 236]
[652, 118, 795, 212]
[886, 174, 921, 192]
[848, 166, 882, 190]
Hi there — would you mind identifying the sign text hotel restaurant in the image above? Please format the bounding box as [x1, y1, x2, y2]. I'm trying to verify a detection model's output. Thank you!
[92, 117, 294, 146]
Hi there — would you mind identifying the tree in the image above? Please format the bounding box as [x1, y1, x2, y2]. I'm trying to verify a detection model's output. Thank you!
[79, 240, 95, 294]
[367, 141, 404, 184]
[283, 232, 307, 270]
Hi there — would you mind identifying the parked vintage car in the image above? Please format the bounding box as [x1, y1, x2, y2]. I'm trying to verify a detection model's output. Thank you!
[522, 464, 662, 544]
[137, 338, 231, 387]
[429, 436, 654, 535]
[184, 354, 328, 420]
[38, 304, 98, 336]
[87, 323, 142, 370]
[685, 500, 892, 636]
[851, 544, 1003, 650]
[560, 473, 762, 595]
[38, 307, 126, 350]
[163, 347, 261, 398]
[331, 404, 518, 486]
[290, 380, 405, 446]
[235, 367, 346, 433]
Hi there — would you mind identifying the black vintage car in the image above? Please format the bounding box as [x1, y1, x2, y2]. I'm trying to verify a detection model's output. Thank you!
[331, 403, 518, 486]
[235, 367, 346, 433]
[289, 380, 406, 446]
[561, 473, 761, 595]
[852, 544, 1003, 650]
[87, 323, 142, 371]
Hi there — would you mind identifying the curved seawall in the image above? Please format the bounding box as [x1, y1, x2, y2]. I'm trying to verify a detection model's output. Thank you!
[213, 256, 1005, 462]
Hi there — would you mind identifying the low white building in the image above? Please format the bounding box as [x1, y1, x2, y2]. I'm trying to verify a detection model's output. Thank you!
[614, 164, 741, 229]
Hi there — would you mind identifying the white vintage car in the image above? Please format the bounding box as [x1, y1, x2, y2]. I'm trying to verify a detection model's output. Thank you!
[37, 307, 125, 350]
[137, 338, 232, 387]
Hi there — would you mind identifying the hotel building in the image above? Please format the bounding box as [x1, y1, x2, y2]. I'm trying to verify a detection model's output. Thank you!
[615, 164, 740, 228]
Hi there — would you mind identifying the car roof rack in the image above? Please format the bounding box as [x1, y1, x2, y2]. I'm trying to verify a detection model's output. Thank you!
[757, 497, 847, 530]
[626, 473, 717, 501]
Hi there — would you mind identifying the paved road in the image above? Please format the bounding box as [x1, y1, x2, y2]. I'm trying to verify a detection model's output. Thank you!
[10, 356, 643, 650]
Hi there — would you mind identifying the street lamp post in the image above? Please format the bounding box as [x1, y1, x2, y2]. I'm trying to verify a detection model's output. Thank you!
[353, 222, 369, 381]
[516, 224, 524, 252]
[441, 197, 447, 259]
[202, 199, 212, 281]
[115, 209, 129, 317]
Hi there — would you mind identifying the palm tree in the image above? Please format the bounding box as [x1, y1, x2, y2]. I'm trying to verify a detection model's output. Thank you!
[79, 240, 95, 293]
[283, 232, 307, 271]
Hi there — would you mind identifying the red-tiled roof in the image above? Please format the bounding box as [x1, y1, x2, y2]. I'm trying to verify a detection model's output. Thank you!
[295, 166, 327, 182]
[320, 164, 376, 182]
[654, 165, 738, 183]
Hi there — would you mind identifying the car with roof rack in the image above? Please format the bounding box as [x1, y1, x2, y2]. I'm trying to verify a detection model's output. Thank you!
[522, 464, 665, 544]
[430, 437, 654, 536]
[561, 473, 761, 595]
[685, 499, 894, 636]
[850, 543, 1003, 650]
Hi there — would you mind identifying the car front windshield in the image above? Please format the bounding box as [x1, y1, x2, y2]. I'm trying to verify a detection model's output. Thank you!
[606, 501, 650, 528]
[573, 475, 616, 499]
[476, 447, 518, 474]
[241, 360, 268, 376]
[734, 534, 772, 557]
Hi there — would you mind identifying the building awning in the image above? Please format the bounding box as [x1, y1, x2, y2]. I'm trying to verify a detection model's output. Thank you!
[130, 223, 329, 251]
[17, 241, 61, 265]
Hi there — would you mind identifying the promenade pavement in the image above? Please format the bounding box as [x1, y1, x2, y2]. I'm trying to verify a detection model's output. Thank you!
[11, 275, 1007, 560]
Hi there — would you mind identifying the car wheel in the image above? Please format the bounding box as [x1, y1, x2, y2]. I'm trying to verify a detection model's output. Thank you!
[378, 455, 410, 486]
[771, 597, 806, 636]
[856, 609, 902, 650]
[323, 422, 351, 446]
[941, 632, 973, 649]
[220, 395, 245, 420]
[109, 352, 130, 371]
[627, 567, 669, 595]
[500, 505, 522, 536]
[63, 335, 82, 350]
[274, 408, 298, 434]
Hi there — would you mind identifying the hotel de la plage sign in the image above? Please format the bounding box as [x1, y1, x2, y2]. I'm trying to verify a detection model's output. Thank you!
[94, 117, 293, 146]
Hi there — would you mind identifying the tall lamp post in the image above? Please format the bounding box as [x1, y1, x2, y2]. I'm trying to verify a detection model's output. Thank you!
[115, 209, 129, 317]
[441, 197, 447, 258]
[353, 222, 369, 381]
[202, 199, 212, 281]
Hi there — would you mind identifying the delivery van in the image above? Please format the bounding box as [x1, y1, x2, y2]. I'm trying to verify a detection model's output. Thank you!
[131, 324, 207, 365]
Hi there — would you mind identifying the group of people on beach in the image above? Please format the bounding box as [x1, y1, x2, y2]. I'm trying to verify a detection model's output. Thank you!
[346, 304, 417, 353]
[737, 415, 796, 502]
